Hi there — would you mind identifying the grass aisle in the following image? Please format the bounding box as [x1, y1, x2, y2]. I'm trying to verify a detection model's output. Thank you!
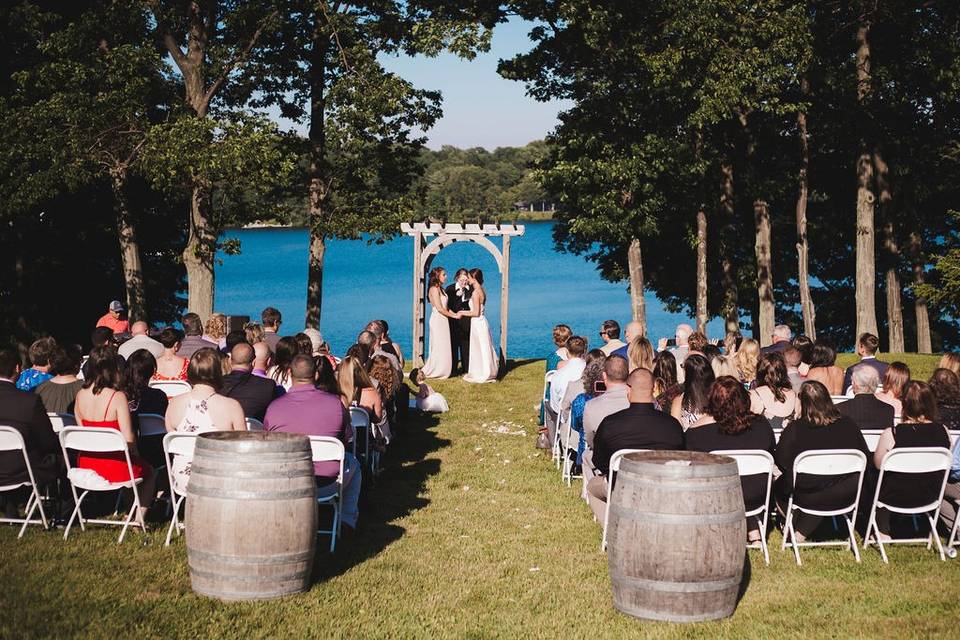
[1, 358, 958, 638]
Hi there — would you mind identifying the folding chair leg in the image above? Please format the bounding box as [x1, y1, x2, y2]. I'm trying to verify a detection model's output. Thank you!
[64, 489, 89, 540]
[165, 496, 183, 547]
[329, 505, 339, 553]
[844, 516, 861, 563]
[927, 513, 946, 561]
[18, 489, 48, 538]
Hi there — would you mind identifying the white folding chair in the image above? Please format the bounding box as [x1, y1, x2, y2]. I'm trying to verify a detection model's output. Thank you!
[861, 430, 883, 453]
[831, 396, 851, 405]
[148, 379, 191, 398]
[59, 427, 145, 543]
[781, 449, 867, 566]
[309, 436, 345, 553]
[713, 449, 775, 565]
[245, 417, 265, 431]
[601, 448, 648, 551]
[542, 369, 556, 415]
[863, 447, 952, 563]
[561, 417, 583, 486]
[161, 432, 198, 546]
[0, 426, 49, 538]
[349, 406, 371, 463]
[552, 384, 572, 470]
[47, 412, 77, 433]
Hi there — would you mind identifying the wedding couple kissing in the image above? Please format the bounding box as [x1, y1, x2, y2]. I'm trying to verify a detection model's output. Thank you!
[420, 266, 499, 383]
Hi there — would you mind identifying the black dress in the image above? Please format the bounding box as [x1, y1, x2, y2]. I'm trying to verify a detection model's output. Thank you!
[685, 416, 776, 513]
[936, 403, 960, 431]
[878, 422, 950, 509]
[774, 416, 871, 538]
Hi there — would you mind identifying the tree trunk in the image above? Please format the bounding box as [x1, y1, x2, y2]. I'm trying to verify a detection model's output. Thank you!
[908, 231, 932, 353]
[696, 208, 708, 334]
[795, 82, 816, 339]
[854, 18, 879, 338]
[305, 10, 330, 329]
[627, 237, 647, 335]
[754, 200, 775, 347]
[874, 151, 903, 352]
[109, 168, 147, 322]
[719, 158, 739, 332]
[183, 182, 216, 320]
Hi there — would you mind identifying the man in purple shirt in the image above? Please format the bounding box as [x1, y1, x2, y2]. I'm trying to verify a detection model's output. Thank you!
[263, 354, 361, 531]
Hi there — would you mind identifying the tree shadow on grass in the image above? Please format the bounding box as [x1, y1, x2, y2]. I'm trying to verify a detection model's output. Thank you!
[310, 407, 450, 583]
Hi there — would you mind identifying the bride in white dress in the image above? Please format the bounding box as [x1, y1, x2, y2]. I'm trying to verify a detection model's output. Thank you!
[461, 268, 499, 383]
[421, 267, 460, 379]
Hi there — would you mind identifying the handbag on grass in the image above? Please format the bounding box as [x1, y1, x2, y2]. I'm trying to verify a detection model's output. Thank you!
[535, 428, 551, 450]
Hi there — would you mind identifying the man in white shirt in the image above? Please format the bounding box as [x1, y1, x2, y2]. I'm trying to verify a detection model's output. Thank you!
[598, 320, 626, 355]
[117, 321, 165, 360]
[550, 336, 587, 413]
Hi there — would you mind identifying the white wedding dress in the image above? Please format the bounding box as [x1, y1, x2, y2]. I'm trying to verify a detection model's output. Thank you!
[463, 293, 499, 383]
[421, 287, 452, 379]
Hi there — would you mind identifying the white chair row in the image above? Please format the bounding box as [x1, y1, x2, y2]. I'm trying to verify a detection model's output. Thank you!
[772, 426, 960, 452]
[148, 379, 191, 398]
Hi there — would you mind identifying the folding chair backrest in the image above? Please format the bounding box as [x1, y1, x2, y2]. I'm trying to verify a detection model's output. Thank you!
[149, 380, 191, 398]
[794, 449, 866, 477]
[610, 448, 648, 476]
[60, 426, 128, 453]
[245, 417, 264, 431]
[164, 432, 198, 458]
[309, 436, 345, 464]
[831, 396, 851, 405]
[0, 426, 26, 452]
[47, 413, 77, 433]
[138, 414, 167, 438]
[879, 447, 951, 474]
[715, 449, 775, 476]
[861, 430, 883, 452]
[350, 406, 370, 428]
[544, 370, 556, 384]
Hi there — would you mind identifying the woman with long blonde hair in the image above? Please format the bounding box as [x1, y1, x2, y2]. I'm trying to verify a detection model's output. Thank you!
[336, 355, 383, 425]
[736, 338, 761, 389]
[627, 336, 654, 372]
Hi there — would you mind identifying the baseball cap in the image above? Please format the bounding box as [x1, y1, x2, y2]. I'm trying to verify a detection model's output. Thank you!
[109, 300, 125, 312]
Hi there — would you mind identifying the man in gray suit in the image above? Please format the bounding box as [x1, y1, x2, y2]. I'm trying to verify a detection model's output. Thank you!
[581, 355, 631, 500]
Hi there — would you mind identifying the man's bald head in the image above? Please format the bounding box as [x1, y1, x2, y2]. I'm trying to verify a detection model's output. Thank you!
[131, 321, 149, 336]
[625, 321, 644, 342]
[627, 368, 654, 403]
[290, 353, 316, 383]
[231, 342, 255, 368]
[253, 342, 271, 369]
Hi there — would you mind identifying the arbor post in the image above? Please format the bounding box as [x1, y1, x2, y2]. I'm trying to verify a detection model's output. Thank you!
[500, 234, 511, 368]
[412, 229, 424, 367]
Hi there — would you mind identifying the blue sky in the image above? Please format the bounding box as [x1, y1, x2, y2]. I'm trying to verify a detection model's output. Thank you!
[271, 17, 569, 150]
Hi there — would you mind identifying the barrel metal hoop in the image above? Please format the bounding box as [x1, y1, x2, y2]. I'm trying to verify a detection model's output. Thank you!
[187, 487, 317, 500]
[189, 567, 312, 584]
[188, 548, 314, 566]
[613, 601, 737, 623]
[194, 450, 312, 462]
[609, 505, 745, 524]
[619, 460, 737, 479]
[609, 572, 741, 593]
[618, 477, 742, 492]
[189, 465, 314, 480]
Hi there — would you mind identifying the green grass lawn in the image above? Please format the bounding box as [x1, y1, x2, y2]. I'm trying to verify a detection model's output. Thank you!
[1, 356, 957, 638]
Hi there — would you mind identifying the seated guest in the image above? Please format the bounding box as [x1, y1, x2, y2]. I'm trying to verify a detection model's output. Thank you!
[598, 320, 626, 356]
[539, 323, 572, 432]
[303, 328, 325, 357]
[35, 344, 84, 414]
[359, 326, 401, 375]
[244, 322, 266, 346]
[583, 355, 631, 453]
[546, 336, 588, 444]
[268, 336, 298, 390]
[928, 368, 960, 431]
[410, 368, 449, 413]
[806, 339, 845, 396]
[0, 348, 63, 491]
[761, 324, 792, 354]
[872, 381, 950, 539]
[368, 354, 398, 444]
[123, 350, 168, 470]
[736, 339, 760, 390]
[223, 329, 247, 354]
[611, 321, 644, 360]
[83, 327, 114, 379]
[585, 368, 684, 521]
[842, 332, 888, 394]
[164, 348, 245, 487]
[264, 354, 361, 532]
[371, 319, 405, 370]
[875, 362, 910, 416]
[670, 354, 715, 430]
[723, 330, 743, 357]
[74, 347, 156, 521]
[568, 350, 607, 469]
[315, 356, 339, 394]
[686, 331, 709, 358]
[686, 376, 776, 541]
[202, 313, 228, 349]
[153, 327, 188, 381]
[16, 337, 56, 391]
[221, 342, 279, 421]
[837, 367, 895, 430]
[252, 341, 272, 377]
[750, 352, 798, 429]
[712, 355, 739, 379]
[294, 332, 314, 357]
[938, 352, 960, 376]
[337, 355, 383, 426]
[652, 351, 681, 412]
[176, 313, 217, 359]
[666, 323, 692, 367]
[117, 321, 164, 360]
[701, 343, 722, 362]
[96, 300, 129, 334]
[626, 336, 655, 372]
[774, 381, 870, 542]
[261, 307, 283, 353]
[782, 346, 805, 393]
[345, 343, 372, 370]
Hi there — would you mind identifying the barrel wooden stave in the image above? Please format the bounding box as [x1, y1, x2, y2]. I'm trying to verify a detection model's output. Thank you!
[607, 450, 746, 622]
[186, 432, 317, 601]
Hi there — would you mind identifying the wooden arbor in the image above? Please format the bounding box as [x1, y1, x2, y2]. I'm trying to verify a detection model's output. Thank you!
[401, 222, 525, 369]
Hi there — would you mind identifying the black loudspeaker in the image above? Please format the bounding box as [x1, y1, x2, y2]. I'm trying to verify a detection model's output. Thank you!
[225, 315, 250, 333]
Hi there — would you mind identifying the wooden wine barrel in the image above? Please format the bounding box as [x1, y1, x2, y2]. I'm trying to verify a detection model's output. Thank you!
[186, 431, 317, 601]
[607, 450, 746, 622]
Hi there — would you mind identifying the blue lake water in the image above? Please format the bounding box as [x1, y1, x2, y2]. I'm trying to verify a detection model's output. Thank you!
[214, 222, 725, 358]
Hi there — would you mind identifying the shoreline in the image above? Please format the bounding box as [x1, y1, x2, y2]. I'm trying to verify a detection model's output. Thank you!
[237, 212, 555, 230]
